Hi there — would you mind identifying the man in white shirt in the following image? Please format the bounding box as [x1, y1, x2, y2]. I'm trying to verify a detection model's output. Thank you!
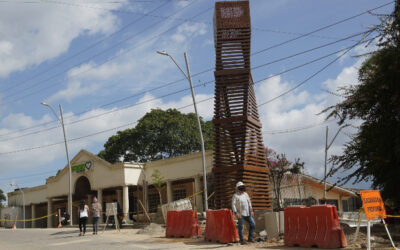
[232, 181, 255, 244]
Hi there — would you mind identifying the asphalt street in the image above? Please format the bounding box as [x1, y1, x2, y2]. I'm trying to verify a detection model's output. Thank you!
[0, 227, 268, 250]
[0, 227, 346, 250]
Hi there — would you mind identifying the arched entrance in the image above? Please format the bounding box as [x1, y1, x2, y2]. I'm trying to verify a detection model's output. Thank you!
[74, 176, 91, 200]
[73, 176, 93, 224]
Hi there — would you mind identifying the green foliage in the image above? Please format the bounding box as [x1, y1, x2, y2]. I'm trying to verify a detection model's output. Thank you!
[151, 169, 165, 217]
[151, 169, 165, 190]
[98, 108, 213, 163]
[0, 189, 6, 208]
[323, 2, 400, 206]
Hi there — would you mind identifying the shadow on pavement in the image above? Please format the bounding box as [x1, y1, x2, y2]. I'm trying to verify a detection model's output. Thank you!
[50, 230, 79, 236]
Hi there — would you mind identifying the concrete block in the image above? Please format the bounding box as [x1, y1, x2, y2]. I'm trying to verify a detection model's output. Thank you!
[264, 211, 284, 239]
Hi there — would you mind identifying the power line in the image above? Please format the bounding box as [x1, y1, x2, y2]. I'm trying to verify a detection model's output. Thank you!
[0, 1, 391, 105]
[0, 37, 367, 142]
[0, 96, 214, 155]
[0, 29, 369, 139]
[0, 170, 56, 181]
[263, 120, 334, 135]
[0, 0, 171, 94]
[0, 119, 332, 181]
[0, 2, 210, 104]
[0, 38, 374, 154]
[0, 69, 210, 139]
[251, 31, 366, 70]
[252, 1, 393, 56]
[257, 35, 374, 107]
[252, 27, 360, 43]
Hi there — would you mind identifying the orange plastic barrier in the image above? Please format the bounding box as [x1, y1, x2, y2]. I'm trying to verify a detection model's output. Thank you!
[284, 205, 347, 248]
[166, 210, 201, 238]
[204, 209, 239, 243]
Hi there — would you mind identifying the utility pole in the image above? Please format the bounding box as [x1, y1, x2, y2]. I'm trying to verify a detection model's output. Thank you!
[156, 51, 209, 211]
[41, 103, 73, 226]
[323, 125, 349, 203]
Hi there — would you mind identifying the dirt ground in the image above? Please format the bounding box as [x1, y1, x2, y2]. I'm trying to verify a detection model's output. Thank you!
[341, 223, 400, 249]
[132, 223, 400, 249]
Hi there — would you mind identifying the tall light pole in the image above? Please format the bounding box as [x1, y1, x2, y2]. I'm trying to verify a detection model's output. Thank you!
[41, 102, 73, 225]
[323, 124, 349, 203]
[10, 181, 25, 228]
[156, 51, 208, 211]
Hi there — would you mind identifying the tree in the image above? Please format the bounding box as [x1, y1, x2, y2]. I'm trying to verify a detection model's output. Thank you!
[266, 148, 304, 210]
[98, 108, 213, 163]
[323, 2, 400, 205]
[151, 169, 166, 221]
[0, 189, 6, 208]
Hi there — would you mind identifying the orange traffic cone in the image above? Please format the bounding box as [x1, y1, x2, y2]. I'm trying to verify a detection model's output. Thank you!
[12, 210, 18, 229]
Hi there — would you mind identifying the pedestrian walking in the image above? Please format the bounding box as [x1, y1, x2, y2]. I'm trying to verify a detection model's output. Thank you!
[91, 196, 102, 235]
[232, 181, 255, 245]
[78, 199, 89, 236]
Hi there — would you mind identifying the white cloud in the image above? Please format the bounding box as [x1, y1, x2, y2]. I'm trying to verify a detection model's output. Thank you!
[48, 80, 99, 103]
[1, 113, 51, 130]
[48, 21, 209, 102]
[256, 61, 364, 178]
[176, 0, 191, 8]
[171, 22, 207, 43]
[0, 92, 213, 174]
[0, 1, 127, 77]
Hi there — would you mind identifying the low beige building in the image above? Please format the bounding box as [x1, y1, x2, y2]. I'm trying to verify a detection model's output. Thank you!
[7, 149, 212, 228]
[271, 173, 359, 212]
[7, 149, 359, 228]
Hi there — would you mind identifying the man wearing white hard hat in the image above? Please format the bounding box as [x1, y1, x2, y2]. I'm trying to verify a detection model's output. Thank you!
[232, 181, 255, 244]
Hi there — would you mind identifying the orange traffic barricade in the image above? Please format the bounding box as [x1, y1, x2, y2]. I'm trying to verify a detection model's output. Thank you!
[166, 210, 201, 238]
[284, 205, 347, 249]
[204, 209, 239, 243]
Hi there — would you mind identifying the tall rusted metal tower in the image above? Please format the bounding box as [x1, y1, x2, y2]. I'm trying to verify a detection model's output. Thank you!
[212, 1, 272, 210]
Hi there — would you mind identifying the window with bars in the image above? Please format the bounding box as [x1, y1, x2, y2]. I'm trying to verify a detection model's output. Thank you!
[173, 189, 187, 201]
[148, 193, 160, 213]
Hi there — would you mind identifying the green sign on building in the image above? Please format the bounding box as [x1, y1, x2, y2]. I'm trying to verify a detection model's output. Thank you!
[72, 161, 93, 173]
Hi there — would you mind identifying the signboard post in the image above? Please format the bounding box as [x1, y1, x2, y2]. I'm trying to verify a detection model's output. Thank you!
[360, 190, 397, 250]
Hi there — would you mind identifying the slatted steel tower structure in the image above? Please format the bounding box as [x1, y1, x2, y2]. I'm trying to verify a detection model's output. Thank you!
[212, 1, 272, 210]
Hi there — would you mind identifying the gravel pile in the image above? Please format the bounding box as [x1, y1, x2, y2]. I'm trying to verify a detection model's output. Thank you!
[136, 223, 165, 235]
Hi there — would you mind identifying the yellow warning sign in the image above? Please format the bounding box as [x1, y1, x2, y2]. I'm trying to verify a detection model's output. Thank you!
[360, 190, 386, 220]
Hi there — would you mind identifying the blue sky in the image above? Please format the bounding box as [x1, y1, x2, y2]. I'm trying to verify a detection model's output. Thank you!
[0, 0, 395, 199]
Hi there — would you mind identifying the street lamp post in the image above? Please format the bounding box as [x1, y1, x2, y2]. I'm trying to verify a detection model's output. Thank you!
[323, 125, 349, 203]
[156, 51, 209, 211]
[41, 102, 73, 226]
[10, 182, 25, 228]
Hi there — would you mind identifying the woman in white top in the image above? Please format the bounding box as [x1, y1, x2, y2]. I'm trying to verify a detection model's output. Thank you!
[78, 199, 90, 236]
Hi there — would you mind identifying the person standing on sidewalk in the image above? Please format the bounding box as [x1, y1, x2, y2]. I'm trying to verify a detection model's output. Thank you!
[232, 181, 255, 245]
[78, 199, 89, 236]
[91, 196, 102, 235]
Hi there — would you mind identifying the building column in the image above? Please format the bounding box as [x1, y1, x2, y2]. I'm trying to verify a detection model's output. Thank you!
[122, 185, 131, 223]
[47, 198, 53, 228]
[166, 180, 173, 204]
[194, 176, 204, 212]
[87, 194, 92, 224]
[116, 189, 122, 209]
[97, 189, 103, 222]
[31, 204, 36, 228]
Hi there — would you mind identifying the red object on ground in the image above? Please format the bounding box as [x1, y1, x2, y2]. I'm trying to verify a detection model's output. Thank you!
[284, 206, 306, 246]
[166, 210, 201, 238]
[284, 205, 347, 248]
[204, 209, 239, 243]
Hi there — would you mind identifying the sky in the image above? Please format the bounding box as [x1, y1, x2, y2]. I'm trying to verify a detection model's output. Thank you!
[0, 0, 395, 200]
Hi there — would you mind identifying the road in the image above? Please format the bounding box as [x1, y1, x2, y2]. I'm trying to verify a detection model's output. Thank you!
[2, 227, 366, 249]
[0, 227, 293, 250]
